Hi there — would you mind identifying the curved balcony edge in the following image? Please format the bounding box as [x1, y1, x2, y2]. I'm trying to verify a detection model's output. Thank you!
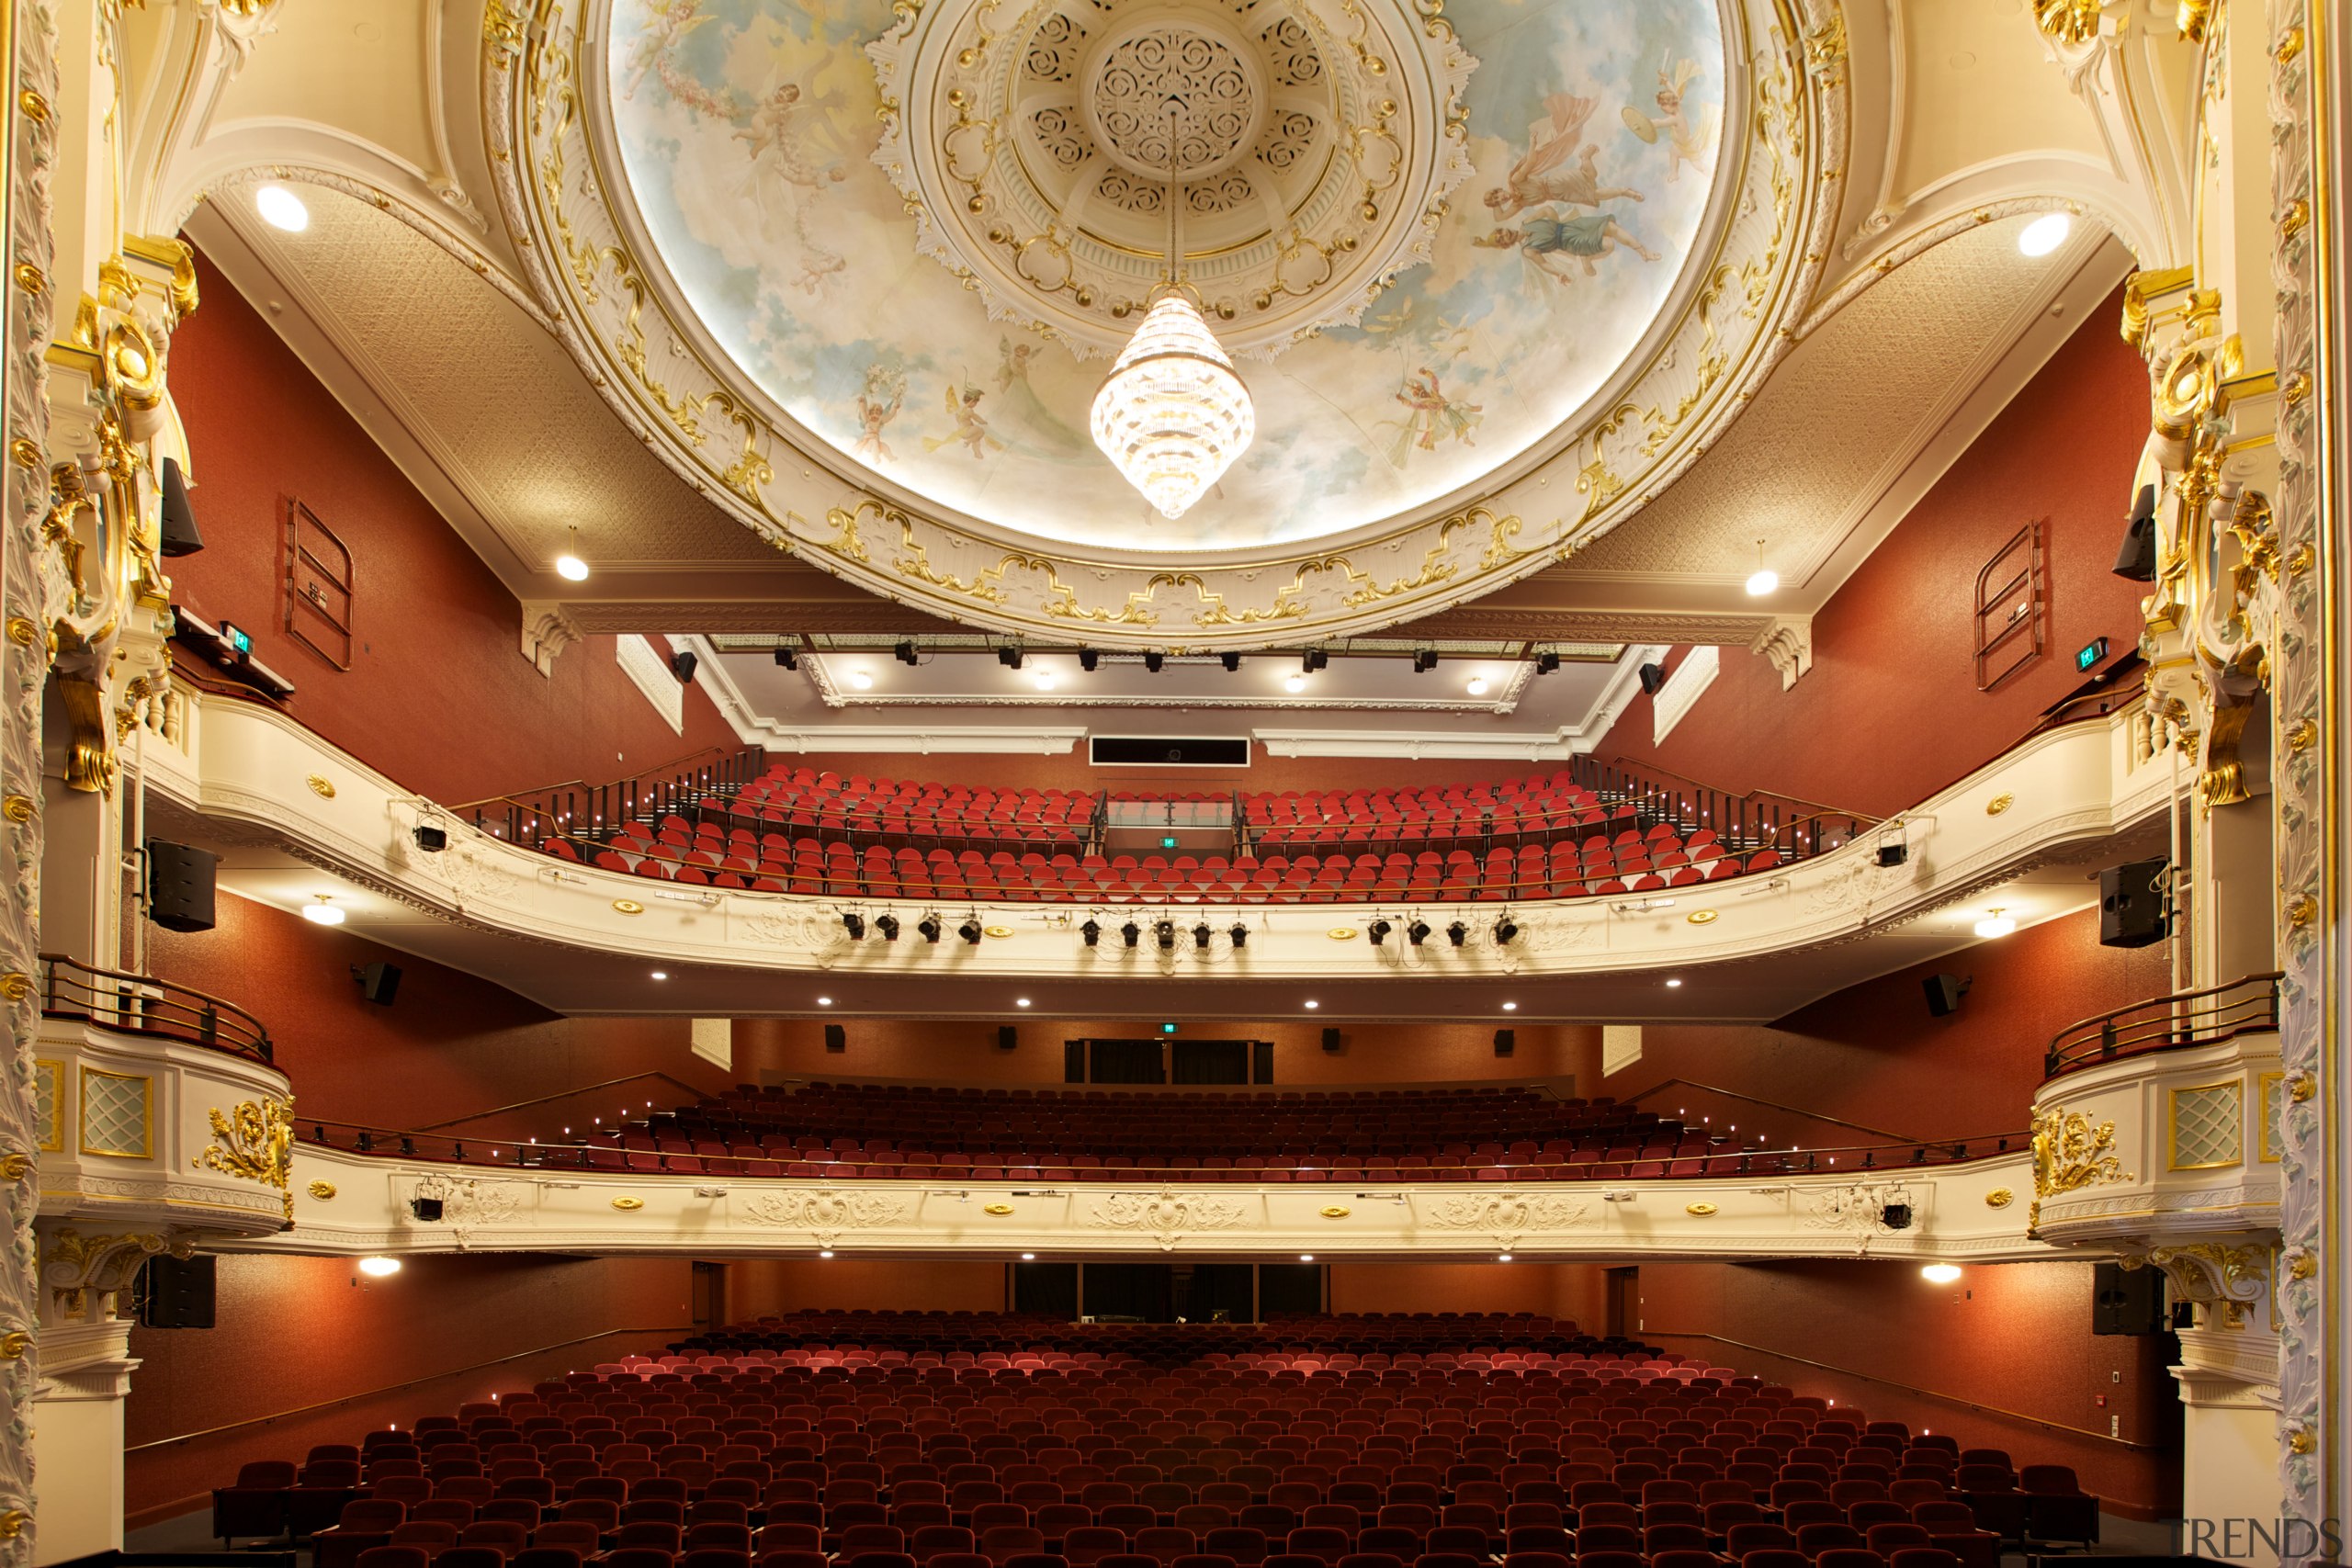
[141, 691, 2180, 982]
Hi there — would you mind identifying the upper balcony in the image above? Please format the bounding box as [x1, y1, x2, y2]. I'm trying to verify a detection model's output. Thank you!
[139, 682, 2177, 1018]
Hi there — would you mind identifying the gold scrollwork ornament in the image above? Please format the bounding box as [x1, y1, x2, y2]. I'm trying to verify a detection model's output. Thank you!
[193, 1097, 297, 1220]
[2028, 1106, 2133, 1236]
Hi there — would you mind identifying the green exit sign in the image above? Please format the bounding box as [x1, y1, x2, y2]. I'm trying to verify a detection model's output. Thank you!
[1161, 835, 1179, 849]
[1161, 1022, 1178, 1034]
[2076, 637, 2108, 672]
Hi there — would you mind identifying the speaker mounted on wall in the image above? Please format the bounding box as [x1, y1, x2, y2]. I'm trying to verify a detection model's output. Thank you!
[997, 1024, 1018, 1052]
[1320, 1027, 1341, 1054]
[824, 1022, 847, 1052]
[1493, 1028, 1516, 1057]
[145, 840, 219, 932]
[351, 962, 402, 1006]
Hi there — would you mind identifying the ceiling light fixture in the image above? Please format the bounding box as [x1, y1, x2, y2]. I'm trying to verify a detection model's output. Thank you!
[1033, 671, 1057, 691]
[1022, 1252, 1036, 1260]
[1746, 538, 1778, 596]
[1465, 676, 1489, 696]
[1920, 1263, 1963, 1285]
[650, 971, 668, 981]
[817, 996, 833, 1007]
[2018, 212, 2072, 257]
[1090, 107, 1253, 518]
[356, 1256, 402, 1278]
[1284, 674, 1306, 694]
[255, 183, 311, 232]
[849, 671, 875, 690]
[1501, 1001, 1517, 1011]
[1015, 997, 1032, 1009]
[302, 896, 346, 926]
[1303, 999, 1320, 1010]
[555, 526, 591, 582]
[1665, 977, 1684, 988]
[1974, 908, 2018, 939]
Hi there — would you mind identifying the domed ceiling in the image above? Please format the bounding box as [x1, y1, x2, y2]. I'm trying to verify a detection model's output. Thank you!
[495, 0, 1835, 640]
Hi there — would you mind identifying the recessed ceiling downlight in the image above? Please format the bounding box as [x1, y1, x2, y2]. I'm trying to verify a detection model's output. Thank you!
[255, 184, 311, 231]
[1920, 1263, 1963, 1284]
[2018, 212, 2072, 257]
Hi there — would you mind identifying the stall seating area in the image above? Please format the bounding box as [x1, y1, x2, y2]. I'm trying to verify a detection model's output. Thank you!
[209, 1314, 2104, 1568]
[1238, 777, 1612, 852]
[595, 1085, 1727, 1183]
[538, 828, 1770, 904]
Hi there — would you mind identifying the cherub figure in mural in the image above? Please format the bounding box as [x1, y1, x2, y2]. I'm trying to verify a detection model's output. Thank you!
[621, 0, 710, 101]
[993, 338, 1089, 456]
[735, 84, 848, 191]
[1623, 58, 1720, 184]
[1473, 210, 1660, 285]
[854, 366, 907, 463]
[1484, 94, 1645, 220]
[1381, 367, 1483, 465]
[922, 382, 1006, 459]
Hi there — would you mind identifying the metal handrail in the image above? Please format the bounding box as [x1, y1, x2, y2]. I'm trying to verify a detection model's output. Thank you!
[39, 951, 273, 1066]
[2043, 971, 2283, 1079]
[1618, 1078, 1921, 1144]
[415, 1071, 717, 1133]
[469, 747, 768, 847]
[1569, 756, 1875, 861]
[300, 1117, 2021, 1181]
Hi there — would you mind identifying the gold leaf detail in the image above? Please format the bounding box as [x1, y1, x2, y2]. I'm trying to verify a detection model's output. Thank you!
[0, 972, 28, 1002]
[193, 1098, 297, 1220]
[1984, 1188, 2013, 1209]
[1684, 1202, 1718, 1217]
[0, 795, 30, 824]
[982, 1203, 1014, 1215]
[613, 899, 645, 915]
[0, 1153, 27, 1181]
[308, 1180, 338, 1201]
[611, 1196, 646, 1212]
[1685, 909, 1718, 925]
[305, 773, 337, 799]
[1318, 1205, 1351, 1219]
[2028, 1106, 2132, 1235]
[4, 616, 34, 647]
[12, 264, 43, 295]
[0, 1332, 27, 1359]
[1985, 794, 2014, 816]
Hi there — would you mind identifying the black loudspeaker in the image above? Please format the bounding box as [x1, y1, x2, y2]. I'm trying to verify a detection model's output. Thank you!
[158, 457, 206, 557]
[1923, 974, 1971, 1017]
[997, 1025, 1018, 1051]
[145, 840, 219, 932]
[353, 962, 401, 1006]
[139, 1253, 216, 1328]
[671, 649, 698, 684]
[1320, 1027, 1341, 1053]
[412, 824, 449, 853]
[409, 1197, 445, 1222]
[824, 1022, 846, 1053]
[1638, 661, 1668, 695]
[2100, 858, 2170, 948]
[1880, 1201, 1914, 1231]
[2114, 484, 2158, 581]
[1252, 1040, 1274, 1083]
[1493, 1028, 1515, 1057]
[2092, 1260, 2166, 1335]
[1065, 1041, 1087, 1082]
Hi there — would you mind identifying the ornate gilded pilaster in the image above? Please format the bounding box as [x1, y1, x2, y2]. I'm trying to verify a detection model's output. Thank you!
[2260, 0, 2332, 1528]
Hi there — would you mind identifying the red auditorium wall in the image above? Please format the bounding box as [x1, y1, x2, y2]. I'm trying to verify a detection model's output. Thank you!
[1577, 908, 2172, 1145]
[146, 892, 730, 1134]
[725, 1259, 1009, 1320]
[732, 1018, 1595, 1088]
[166, 248, 742, 807]
[1623, 1258, 2180, 1517]
[126, 1252, 693, 1524]
[1601, 287, 2152, 818]
[758, 750, 1588, 797]
[1328, 1262, 1588, 1319]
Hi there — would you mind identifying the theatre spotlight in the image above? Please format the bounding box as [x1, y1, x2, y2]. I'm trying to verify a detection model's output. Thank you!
[997, 645, 1024, 670]
[774, 645, 799, 669]
[1193, 922, 1213, 950]
[895, 639, 921, 666]
[919, 914, 944, 943]
[1221, 651, 1242, 671]
[1121, 920, 1142, 949]
[1080, 649, 1101, 671]
[1407, 919, 1431, 946]
[1366, 919, 1392, 946]
[1155, 919, 1177, 952]
[1534, 649, 1561, 675]
[670, 650, 699, 684]
[412, 824, 449, 853]
[1303, 648, 1329, 672]
[1080, 919, 1102, 947]
[1446, 921, 1468, 948]
[1494, 917, 1520, 945]
[875, 914, 900, 942]
[1880, 1201, 1915, 1231]
[1412, 649, 1438, 673]
[842, 912, 866, 940]
[957, 919, 984, 945]
[1229, 923, 1249, 948]
[1144, 651, 1165, 672]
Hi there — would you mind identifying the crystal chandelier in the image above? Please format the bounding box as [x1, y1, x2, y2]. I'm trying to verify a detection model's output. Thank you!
[1091, 106, 1254, 519]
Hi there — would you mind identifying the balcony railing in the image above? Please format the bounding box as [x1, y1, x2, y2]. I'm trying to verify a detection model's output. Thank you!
[2042, 971, 2282, 1080]
[298, 1118, 2020, 1182]
[40, 952, 273, 1066]
[458, 746, 769, 847]
[1568, 755, 1876, 861]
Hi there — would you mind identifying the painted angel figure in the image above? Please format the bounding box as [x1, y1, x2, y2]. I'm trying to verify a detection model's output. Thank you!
[854, 367, 906, 463]
[620, 0, 709, 100]
[994, 337, 1088, 455]
[1484, 94, 1646, 220]
[1473, 210, 1660, 287]
[1385, 367, 1483, 463]
[922, 382, 1006, 459]
[1624, 58, 1721, 184]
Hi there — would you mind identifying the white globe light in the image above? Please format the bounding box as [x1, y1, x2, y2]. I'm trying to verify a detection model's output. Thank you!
[1091, 295, 1254, 519]
[1974, 911, 2017, 938]
[1284, 674, 1306, 693]
[302, 897, 345, 926]
[555, 553, 590, 582]
[1746, 568, 1780, 596]
[1466, 676, 1490, 696]
[255, 184, 311, 232]
[2018, 213, 2072, 257]
[1920, 1263, 1963, 1285]
[357, 1256, 402, 1278]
